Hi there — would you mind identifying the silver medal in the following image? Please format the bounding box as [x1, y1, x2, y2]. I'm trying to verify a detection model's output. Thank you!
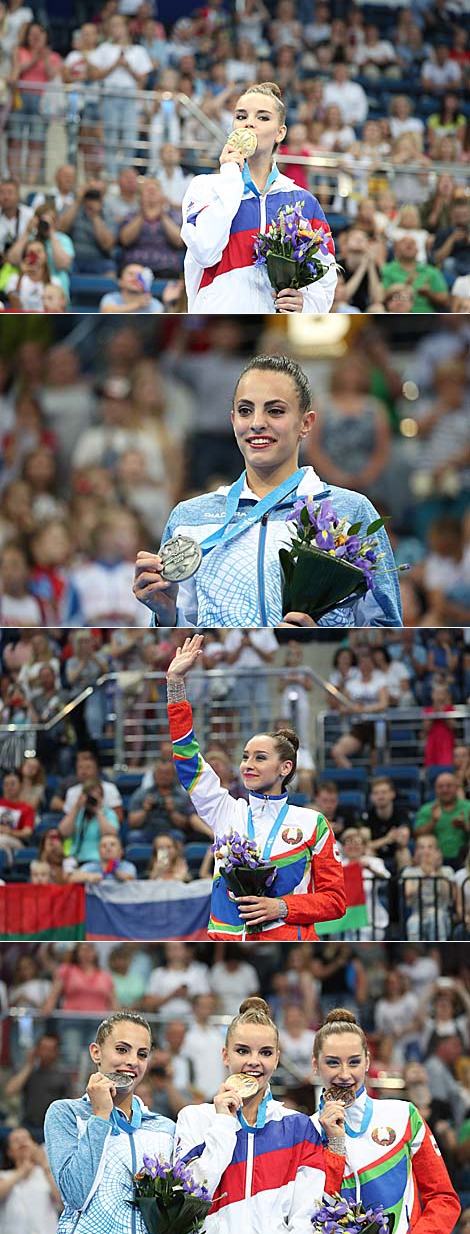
[104, 1070, 136, 1092]
[160, 535, 203, 581]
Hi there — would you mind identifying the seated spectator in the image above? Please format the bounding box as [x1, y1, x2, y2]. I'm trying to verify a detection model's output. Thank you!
[99, 262, 163, 314]
[323, 62, 368, 126]
[421, 174, 457, 233]
[37, 829, 68, 884]
[279, 1004, 314, 1080]
[388, 95, 425, 142]
[17, 632, 60, 699]
[387, 204, 433, 265]
[381, 235, 450, 313]
[4, 1032, 67, 1140]
[331, 650, 389, 769]
[0, 1128, 62, 1227]
[412, 362, 469, 488]
[143, 940, 211, 1021]
[70, 507, 150, 627]
[119, 178, 184, 278]
[363, 776, 412, 872]
[30, 857, 52, 882]
[313, 780, 349, 841]
[389, 134, 432, 209]
[340, 825, 390, 940]
[383, 283, 415, 314]
[421, 43, 462, 94]
[419, 979, 470, 1056]
[49, 747, 123, 822]
[8, 952, 52, 1008]
[58, 777, 120, 865]
[148, 833, 190, 882]
[423, 680, 457, 768]
[304, 353, 391, 501]
[414, 772, 470, 870]
[401, 835, 454, 940]
[62, 23, 102, 178]
[0, 177, 33, 257]
[58, 181, 116, 276]
[4, 238, 50, 310]
[180, 992, 225, 1099]
[67, 832, 137, 883]
[128, 759, 211, 842]
[31, 164, 77, 216]
[425, 1034, 469, 1125]
[103, 167, 140, 228]
[372, 646, 413, 706]
[64, 629, 109, 743]
[152, 142, 191, 208]
[0, 543, 43, 625]
[454, 745, 470, 800]
[18, 755, 46, 818]
[353, 23, 399, 78]
[336, 228, 384, 313]
[432, 196, 470, 285]
[320, 104, 356, 153]
[42, 282, 68, 312]
[28, 664, 73, 774]
[374, 970, 422, 1067]
[0, 769, 35, 859]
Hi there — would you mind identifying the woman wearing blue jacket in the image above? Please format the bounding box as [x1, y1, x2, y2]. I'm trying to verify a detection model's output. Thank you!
[44, 1011, 175, 1234]
[133, 354, 402, 628]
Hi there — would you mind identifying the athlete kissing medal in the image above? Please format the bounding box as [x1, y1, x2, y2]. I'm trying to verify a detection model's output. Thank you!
[104, 1070, 136, 1092]
[160, 535, 203, 581]
[324, 1085, 356, 1108]
[226, 128, 258, 158]
[227, 1073, 260, 1100]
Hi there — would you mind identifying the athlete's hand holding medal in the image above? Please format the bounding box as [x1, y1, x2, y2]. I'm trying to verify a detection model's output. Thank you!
[220, 127, 258, 172]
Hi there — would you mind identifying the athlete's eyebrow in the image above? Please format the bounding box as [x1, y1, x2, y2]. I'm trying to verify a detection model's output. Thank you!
[235, 399, 289, 409]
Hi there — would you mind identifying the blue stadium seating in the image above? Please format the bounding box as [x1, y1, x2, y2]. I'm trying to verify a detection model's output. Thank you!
[11, 848, 39, 875]
[184, 842, 209, 875]
[338, 790, 366, 817]
[323, 767, 368, 791]
[124, 843, 153, 875]
[69, 275, 168, 312]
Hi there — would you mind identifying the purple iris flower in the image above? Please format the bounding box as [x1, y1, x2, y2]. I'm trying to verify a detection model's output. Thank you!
[316, 499, 336, 529]
[315, 529, 335, 551]
[345, 534, 361, 554]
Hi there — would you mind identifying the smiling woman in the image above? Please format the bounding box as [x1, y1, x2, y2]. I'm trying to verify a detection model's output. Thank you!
[44, 1012, 175, 1234]
[133, 354, 402, 628]
[180, 82, 337, 313]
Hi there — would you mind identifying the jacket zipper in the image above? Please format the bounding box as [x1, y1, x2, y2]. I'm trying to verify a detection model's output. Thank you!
[257, 513, 269, 624]
[130, 1134, 137, 1234]
[258, 194, 268, 308]
[245, 1132, 254, 1201]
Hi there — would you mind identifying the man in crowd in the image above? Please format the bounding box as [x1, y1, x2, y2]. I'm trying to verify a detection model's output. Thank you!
[4, 1034, 67, 1142]
[414, 771, 470, 869]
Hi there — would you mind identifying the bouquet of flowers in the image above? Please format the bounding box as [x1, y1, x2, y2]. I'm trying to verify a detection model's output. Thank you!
[213, 830, 277, 899]
[253, 200, 332, 301]
[129, 1156, 212, 1234]
[312, 1194, 394, 1234]
[280, 496, 405, 622]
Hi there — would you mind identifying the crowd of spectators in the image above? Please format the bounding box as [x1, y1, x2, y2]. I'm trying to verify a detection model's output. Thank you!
[0, 625, 468, 940]
[0, 315, 468, 627]
[0, 0, 468, 311]
[0, 940, 469, 1232]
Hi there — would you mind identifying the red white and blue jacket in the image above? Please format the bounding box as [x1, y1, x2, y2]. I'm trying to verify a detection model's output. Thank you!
[181, 161, 337, 312]
[169, 699, 346, 940]
[174, 1091, 343, 1234]
[314, 1090, 461, 1234]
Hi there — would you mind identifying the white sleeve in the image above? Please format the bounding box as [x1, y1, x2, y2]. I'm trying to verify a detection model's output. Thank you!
[301, 260, 337, 312]
[181, 165, 245, 267]
[173, 1106, 238, 1196]
[288, 1163, 327, 1232]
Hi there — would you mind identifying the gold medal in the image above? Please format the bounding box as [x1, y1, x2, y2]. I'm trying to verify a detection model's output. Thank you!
[323, 1085, 356, 1107]
[227, 1072, 260, 1099]
[226, 128, 257, 158]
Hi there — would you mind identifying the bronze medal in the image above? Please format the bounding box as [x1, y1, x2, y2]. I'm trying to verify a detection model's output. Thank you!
[227, 1072, 260, 1100]
[323, 1085, 356, 1107]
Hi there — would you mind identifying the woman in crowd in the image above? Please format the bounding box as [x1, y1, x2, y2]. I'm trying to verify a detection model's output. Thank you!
[133, 354, 402, 628]
[174, 996, 344, 1233]
[165, 633, 346, 941]
[0, 1126, 62, 1234]
[312, 1006, 461, 1232]
[181, 81, 337, 313]
[44, 1011, 175, 1234]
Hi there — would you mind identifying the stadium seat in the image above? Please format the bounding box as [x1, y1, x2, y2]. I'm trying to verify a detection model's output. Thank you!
[11, 848, 39, 875]
[184, 842, 209, 875]
[289, 792, 309, 806]
[124, 843, 153, 875]
[34, 813, 62, 835]
[424, 765, 456, 798]
[0, 851, 9, 876]
[116, 773, 142, 795]
[338, 790, 366, 817]
[373, 767, 421, 794]
[323, 767, 368, 791]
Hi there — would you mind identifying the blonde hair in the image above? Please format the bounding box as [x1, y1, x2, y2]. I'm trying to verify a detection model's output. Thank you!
[313, 1007, 368, 1061]
[237, 82, 286, 152]
[226, 996, 280, 1049]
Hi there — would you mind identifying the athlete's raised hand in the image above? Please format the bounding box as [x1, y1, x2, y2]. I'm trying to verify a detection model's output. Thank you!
[167, 634, 204, 678]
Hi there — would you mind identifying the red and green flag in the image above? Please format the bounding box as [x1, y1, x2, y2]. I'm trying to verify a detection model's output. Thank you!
[0, 885, 86, 940]
[316, 861, 368, 935]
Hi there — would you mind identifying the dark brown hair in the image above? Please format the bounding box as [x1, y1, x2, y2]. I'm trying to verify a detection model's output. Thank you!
[313, 1007, 368, 1060]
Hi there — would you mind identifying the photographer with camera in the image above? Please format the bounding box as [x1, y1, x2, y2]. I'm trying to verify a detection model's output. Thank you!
[58, 776, 121, 866]
[58, 178, 116, 275]
[6, 201, 74, 303]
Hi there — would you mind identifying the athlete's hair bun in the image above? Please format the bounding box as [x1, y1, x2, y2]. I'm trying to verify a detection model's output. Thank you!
[261, 81, 282, 99]
[324, 1008, 359, 1026]
[239, 996, 270, 1016]
[275, 727, 299, 754]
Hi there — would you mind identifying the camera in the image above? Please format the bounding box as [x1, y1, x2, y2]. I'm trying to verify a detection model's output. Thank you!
[83, 188, 102, 202]
[36, 218, 50, 241]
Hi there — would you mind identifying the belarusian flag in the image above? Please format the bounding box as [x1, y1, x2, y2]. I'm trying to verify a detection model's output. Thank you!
[316, 861, 368, 935]
[0, 885, 86, 940]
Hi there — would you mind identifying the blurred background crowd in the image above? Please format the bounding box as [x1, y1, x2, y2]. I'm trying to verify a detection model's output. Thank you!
[0, 625, 468, 940]
[0, 0, 468, 311]
[0, 314, 468, 627]
[0, 940, 470, 1232]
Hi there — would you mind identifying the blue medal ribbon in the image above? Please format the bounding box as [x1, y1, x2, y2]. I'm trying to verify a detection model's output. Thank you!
[246, 797, 290, 860]
[237, 1088, 272, 1132]
[318, 1085, 373, 1142]
[109, 1097, 142, 1137]
[242, 162, 279, 198]
[198, 468, 308, 558]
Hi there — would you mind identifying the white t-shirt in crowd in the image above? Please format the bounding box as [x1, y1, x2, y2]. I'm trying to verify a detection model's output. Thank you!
[223, 628, 278, 669]
[0, 203, 33, 251]
[345, 671, 387, 708]
[182, 1022, 226, 1098]
[2, 5, 33, 55]
[147, 963, 211, 1021]
[0, 594, 43, 626]
[70, 560, 151, 627]
[0, 1165, 59, 1234]
[5, 274, 45, 311]
[280, 1028, 314, 1075]
[209, 961, 260, 1017]
[323, 80, 368, 125]
[88, 42, 152, 92]
[63, 780, 123, 813]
